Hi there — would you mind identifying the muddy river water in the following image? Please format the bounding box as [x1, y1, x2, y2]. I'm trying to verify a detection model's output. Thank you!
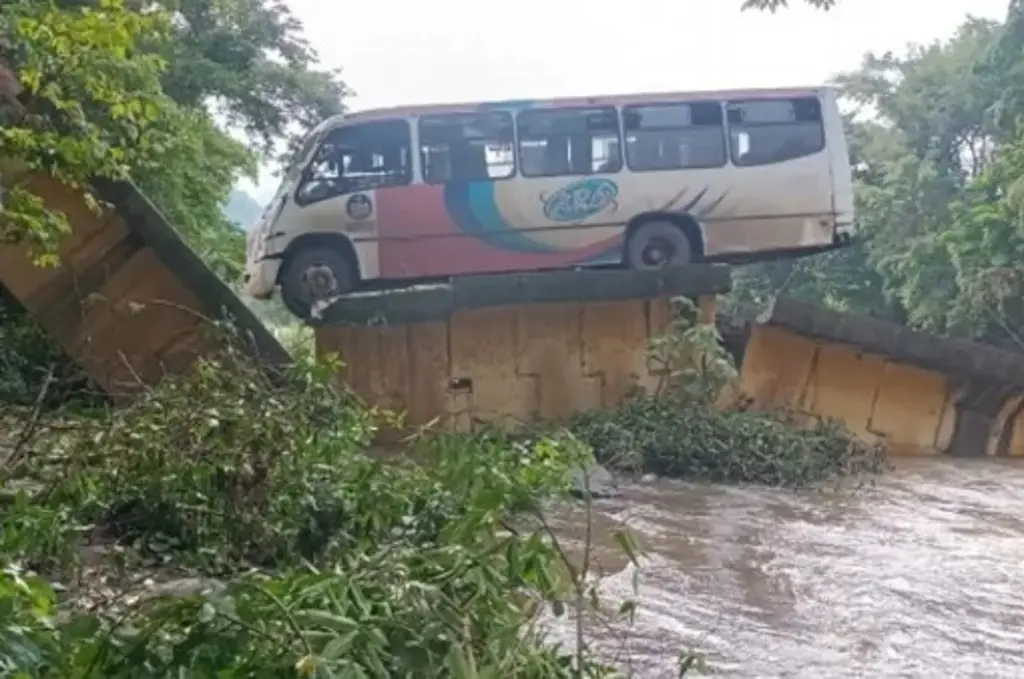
[547, 458, 1024, 678]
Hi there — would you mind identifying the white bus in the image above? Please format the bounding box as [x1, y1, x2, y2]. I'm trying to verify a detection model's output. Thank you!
[245, 85, 855, 318]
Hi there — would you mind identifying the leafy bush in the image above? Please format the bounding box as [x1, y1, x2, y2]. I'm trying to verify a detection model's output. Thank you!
[573, 397, 887, 486]
[0, 334, 638, 677]
[571, 297, 888, 486]
[0, 295, 885, 678]
[0, 559, 614, 678]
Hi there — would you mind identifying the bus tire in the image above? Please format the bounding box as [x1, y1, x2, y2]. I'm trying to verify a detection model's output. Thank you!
[624, 220, 693, 269]
[279, 245, 355, 320]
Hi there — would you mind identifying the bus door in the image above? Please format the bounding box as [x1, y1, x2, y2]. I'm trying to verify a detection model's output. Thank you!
[377, 110, 524, 278]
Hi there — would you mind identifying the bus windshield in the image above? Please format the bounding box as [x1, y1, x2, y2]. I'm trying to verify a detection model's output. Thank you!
[295, 120, 412, 204]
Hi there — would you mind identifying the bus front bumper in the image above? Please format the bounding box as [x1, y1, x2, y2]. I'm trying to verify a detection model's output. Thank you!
[243, 257, 282, 300]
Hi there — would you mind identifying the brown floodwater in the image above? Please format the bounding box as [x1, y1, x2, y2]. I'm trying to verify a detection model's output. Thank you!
[546, 458, 1024, 678]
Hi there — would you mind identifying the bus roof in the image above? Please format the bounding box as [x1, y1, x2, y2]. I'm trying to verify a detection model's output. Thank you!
[331, 85, 830, 126]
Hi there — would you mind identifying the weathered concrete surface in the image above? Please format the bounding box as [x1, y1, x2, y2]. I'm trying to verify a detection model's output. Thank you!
[739, 297, 1024, 457]
[0, 173, 290, 396]
[315, 265, 729, 433]
[312, 264, 731, 326]
[1, 61, 287, 396]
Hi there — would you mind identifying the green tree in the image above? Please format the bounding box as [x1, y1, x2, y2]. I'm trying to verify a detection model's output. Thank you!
[728, 8, 1024, 348]
[0, 0, 347, 400]
[937, 125, 1024, 348]
[2, 0, 348, 280]
[832, 15, 1018, 341]
[148, 0, 348, 159]
[978, 0, 1024, 136]
[131, 0, 350, 277]
[0, 0, 173, 258]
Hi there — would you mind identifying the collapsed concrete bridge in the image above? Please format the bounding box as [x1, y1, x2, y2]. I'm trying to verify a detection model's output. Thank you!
[2, 169, 1022, 456]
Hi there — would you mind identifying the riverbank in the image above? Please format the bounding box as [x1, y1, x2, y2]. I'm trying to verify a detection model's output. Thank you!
[0, 344, 623, 676]
[0, 322, 886, 677]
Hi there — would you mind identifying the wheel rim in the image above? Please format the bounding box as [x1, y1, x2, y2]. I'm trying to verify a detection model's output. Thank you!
[641, 237, 676, 267]
[300, 263, 339, 301]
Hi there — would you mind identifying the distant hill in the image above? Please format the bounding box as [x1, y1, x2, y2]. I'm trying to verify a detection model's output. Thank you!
[224, 189, 264, 229]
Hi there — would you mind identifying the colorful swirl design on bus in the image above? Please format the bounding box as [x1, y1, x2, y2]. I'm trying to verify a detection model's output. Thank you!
[540, 178, 619, 222]
[442, 181, 560, 253]
[442, 178, 622, 254]
[441, 179, 729, 259]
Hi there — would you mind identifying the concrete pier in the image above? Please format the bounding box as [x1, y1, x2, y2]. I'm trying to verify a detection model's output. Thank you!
[315, 265, 731, 433]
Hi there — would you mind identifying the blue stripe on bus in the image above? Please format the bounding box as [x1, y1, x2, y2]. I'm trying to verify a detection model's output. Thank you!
[443, 181, 557, 253]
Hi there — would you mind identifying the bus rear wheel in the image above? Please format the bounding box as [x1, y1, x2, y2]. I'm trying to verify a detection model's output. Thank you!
[279, 245, 355, 320]
[625, 220, 693, 269]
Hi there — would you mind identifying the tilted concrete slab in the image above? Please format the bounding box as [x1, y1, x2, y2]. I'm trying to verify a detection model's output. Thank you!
[0, 61, 288, 396]
[739, 297, 1024, 457]
[315, 265, 730, 433]
[758, 297, 1024, 388]
[0, 174, 289, 396]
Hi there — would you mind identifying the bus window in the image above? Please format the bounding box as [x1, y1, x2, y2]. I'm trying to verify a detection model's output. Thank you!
[517, 107, 621, 177]
[727, 97, 824, 166]
[295, 120, 411, 205]
[623, 102, 725, 171]
[419, 111, 515, 183]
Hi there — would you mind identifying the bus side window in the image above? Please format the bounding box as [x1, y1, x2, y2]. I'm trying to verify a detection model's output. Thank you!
[727, 97, 824, 166]
[516, 107, 622, 177]
[623, 102, 726, 172]
[295, 120, 411, 205]
[419, 112, 515, 183]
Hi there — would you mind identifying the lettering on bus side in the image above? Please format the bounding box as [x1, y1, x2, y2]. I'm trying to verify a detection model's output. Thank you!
[541, 178, 619, 222]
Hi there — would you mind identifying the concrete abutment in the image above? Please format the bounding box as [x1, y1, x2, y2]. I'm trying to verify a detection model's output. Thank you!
[0, 174, 289, 396]
[313, 266, 730, 434]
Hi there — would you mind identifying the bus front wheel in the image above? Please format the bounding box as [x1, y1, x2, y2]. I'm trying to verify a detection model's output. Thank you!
[279, 245, 355, 320]
[624, 220, 693, 270]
